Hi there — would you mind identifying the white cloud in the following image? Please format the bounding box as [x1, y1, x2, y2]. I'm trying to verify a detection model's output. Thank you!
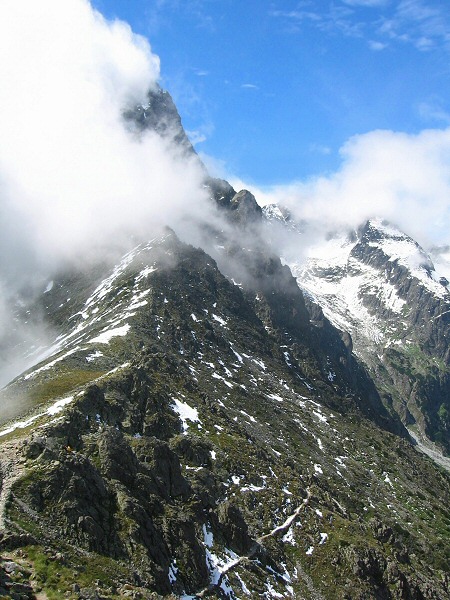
[273, 0, 450, 53]
[342, 0, 389, 6]
[186, 130, 207, 145]
[309, 143, 332, 155]
[241, 128, 450, 248]
[418, 99, 450, 125]
[368, 39, 388, 50]
[0, 0, 215, 386]
[270, 9, 322, 24]
[378, 0, 450, 51]
[197, 152, 229, 179]
[0, 0, 211, 274]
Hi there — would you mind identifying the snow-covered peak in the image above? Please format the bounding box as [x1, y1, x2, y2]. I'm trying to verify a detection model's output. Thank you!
[262, 203, 288, 222]
[363, 218, 428, 264]
[283, 216, 450, 357]
[262, 203, 304, 233]
[362, 219, 448, 300]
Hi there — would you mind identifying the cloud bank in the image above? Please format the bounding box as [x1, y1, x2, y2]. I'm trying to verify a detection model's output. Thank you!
[0, 0, 213, 386]
[236, 127, 450, 250]
[0, 0, 210, 283]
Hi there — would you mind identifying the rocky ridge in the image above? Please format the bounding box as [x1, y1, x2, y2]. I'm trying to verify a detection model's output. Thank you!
[1, 227, 449, 599]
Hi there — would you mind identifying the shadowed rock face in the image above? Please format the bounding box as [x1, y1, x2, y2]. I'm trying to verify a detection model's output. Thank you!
[230, 190, 263, 225]
[123, 86, 197, 156]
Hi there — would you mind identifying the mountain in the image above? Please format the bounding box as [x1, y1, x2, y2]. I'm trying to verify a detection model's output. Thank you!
[0, 89, 449, 600]
[266, 212, 450, 458]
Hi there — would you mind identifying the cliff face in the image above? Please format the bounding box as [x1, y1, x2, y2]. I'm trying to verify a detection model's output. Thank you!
[123, 87, 197, 156]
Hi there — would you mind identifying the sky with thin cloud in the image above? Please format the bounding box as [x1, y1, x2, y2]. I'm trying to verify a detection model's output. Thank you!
[94, 0, 450, 187]
[92, 0, 450, 247]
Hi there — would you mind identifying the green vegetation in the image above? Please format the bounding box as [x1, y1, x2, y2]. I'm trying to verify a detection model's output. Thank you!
[26, 370, 107, 406]
[20, 545, 132, 600]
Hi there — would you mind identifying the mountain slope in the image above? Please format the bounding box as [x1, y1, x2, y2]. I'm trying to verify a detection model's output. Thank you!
[1, 229, 450, 599]
[271, 213, 450, 456]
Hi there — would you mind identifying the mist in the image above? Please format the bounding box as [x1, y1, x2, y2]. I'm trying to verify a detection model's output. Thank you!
[0, 0, 217, 387]
[233, 127, 450, 254]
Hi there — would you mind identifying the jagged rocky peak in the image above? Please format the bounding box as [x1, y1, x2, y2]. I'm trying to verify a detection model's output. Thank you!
[204, 177, 237, 209]
[262, 205, 450, 455]
[262, 203, 293, 224]
[229, 189, 262, 225]
[355, 218, 437, 278]
[262, 203, 289, 221]
[262, 203, 305, 234]
[123, 85, 196, 155]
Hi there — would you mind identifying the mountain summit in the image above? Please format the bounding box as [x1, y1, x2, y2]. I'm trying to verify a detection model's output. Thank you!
[0, 89, 449, 600]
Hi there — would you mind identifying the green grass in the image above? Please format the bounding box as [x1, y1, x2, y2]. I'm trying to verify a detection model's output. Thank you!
[0, 369, 106, 442]
[23, 545, 131, 600]
[27, 370, 106, 406]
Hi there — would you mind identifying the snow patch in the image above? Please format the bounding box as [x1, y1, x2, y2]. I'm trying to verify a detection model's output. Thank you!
[212, 314, 227, 326]
[86, 350, 103, 362]
[168, 560, 178, 584]
[0, 395, 75, 437]
[319, 532, 328, 545]
[267, 393, 284, 402]
[203, 524, 214, 548]
[47, 396, 75, 416]
[212, 372, 233, 388]
[89, 324, 130, 344]
[171, 399, 200, 432]
[282, 527, 296, 545]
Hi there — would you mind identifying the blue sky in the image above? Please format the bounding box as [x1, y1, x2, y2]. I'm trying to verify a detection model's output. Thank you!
[92, 0, 450, 186]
